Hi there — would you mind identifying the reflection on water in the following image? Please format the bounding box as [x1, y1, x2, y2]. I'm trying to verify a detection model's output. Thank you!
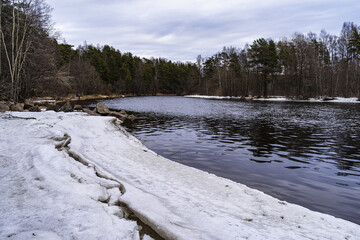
[101, 96, 360, 224]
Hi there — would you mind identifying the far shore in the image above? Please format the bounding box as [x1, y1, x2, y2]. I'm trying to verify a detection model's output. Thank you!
[31, 93, 180, 104]
[27, 94, 360, 105]
[185, 95, 360, 103]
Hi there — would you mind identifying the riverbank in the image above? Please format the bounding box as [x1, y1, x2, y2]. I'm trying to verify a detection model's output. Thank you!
[31, 93, 180, 104]
[1, 111, 359, 239]
[185, 95, 360, 103]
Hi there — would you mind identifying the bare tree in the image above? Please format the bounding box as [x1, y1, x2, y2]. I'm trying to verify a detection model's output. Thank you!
[196, 54, 202, 93]
[1, 0, 30, 100]
[0, 1, 2, 77]
[0, 0, 52, 101]
[0, 1, 3, 97]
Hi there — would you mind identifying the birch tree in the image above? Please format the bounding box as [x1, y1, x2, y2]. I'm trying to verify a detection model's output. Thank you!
[0, 1, 2, 77]
[0, 1, 4, 97]
[1, 0, 31, 101]
[0, 0, 51, 101]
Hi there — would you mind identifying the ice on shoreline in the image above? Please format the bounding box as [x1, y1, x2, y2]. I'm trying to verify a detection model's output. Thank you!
[1, 111, 359, 239]
[185, 95, 360, 103]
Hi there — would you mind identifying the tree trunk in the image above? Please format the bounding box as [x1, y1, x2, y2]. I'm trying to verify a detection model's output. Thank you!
[0, 1, 2, 78]
[263, 78, 268, 97]
[1, 0, 32, 101]
[245, 69, 249, 96]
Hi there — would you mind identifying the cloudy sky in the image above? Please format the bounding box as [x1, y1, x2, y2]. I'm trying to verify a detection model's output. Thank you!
[47, 0, 360, 62]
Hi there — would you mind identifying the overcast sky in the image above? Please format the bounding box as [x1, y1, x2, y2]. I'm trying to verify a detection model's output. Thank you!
[47, 0, 360, 62]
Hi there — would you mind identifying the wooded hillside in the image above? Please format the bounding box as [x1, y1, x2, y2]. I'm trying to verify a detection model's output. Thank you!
[1, 1, 359, 101]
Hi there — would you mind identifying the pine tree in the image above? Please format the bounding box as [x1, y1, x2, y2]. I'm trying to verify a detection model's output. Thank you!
[249, 38, 280, 97]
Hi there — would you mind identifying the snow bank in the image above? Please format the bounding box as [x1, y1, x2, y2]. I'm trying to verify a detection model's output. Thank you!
[32, 99, 56, 104]
[316, 97, 359, 103]
[184, 95, 244, 100]
[185, 95, 360, 103]
[251, 96, 288, 101]
[254, 96, 360, 103]
[1, 112, 359, 240]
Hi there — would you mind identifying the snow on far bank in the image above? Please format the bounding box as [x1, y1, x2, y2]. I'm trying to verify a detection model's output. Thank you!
[32, 99, 56, 104]
[318, 97, 359, 103]
[184, 95, 244, 100]
[1, 112, 359, 240]
[253, 96, 360, 103]
[185, 95, 360, 103]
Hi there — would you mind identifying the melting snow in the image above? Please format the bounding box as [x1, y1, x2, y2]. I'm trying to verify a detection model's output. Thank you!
[0, 111, 359, 239]
[185, 95, 360, 103]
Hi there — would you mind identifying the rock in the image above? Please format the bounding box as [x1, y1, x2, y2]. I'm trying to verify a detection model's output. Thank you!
[109, 111, 127, 121]
[120, 110, 127, 115]
[59, 101, 73, 112]
[83, 108, 100, 116]
[74, 105, 82, 111]
[127, 114, 136, 121]
[10, 103, 24, 111]
[34, 101, 54, 107]
[28, 106, 41, 112]
[96, 102, 110, 115]
[24, 99, 35, 109]
[296, 95, 309, 100]
[7, 102, 14, 110]
[322, 96, 335, 101]
[47, 104, 61, 112]
[0, 103, 10, 112]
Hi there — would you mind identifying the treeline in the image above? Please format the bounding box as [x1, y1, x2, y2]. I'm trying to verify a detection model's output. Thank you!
[57, 44, 200, 96]
[54, 22, 360, 99]
[200, 23, 360, 98]
[0, 0, 201, 101]
[1, 0, 360, 101]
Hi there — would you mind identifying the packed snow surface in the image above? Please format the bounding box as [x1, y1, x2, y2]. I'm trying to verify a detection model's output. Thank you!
[1, 111, 359, 240]
[185, 95, 360, 103]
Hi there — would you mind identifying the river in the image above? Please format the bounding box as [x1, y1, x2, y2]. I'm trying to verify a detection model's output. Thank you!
[97, 96, 360, 224]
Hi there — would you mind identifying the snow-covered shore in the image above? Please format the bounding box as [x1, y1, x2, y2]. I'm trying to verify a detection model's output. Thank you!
[185, 95, 360, 103]
[184, 95, 245, 100]
[1, 111, 359, 240]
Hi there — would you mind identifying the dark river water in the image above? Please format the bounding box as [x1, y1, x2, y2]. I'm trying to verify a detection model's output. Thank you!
[98, 96, 360, 224]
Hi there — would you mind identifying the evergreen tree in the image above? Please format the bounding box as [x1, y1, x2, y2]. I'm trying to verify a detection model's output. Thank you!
[249, 38, 280, 97]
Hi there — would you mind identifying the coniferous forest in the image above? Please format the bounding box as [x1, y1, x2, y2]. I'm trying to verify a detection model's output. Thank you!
[1, 0, 360, 101]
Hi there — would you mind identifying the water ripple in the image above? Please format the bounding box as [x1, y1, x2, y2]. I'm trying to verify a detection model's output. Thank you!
[100, 96, 360, 224]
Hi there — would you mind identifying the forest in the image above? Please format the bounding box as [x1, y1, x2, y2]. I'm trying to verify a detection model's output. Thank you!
[1, 0, 360, 101]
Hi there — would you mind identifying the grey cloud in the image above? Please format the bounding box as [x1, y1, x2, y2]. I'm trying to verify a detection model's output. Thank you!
[47, 0, 360, 61]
